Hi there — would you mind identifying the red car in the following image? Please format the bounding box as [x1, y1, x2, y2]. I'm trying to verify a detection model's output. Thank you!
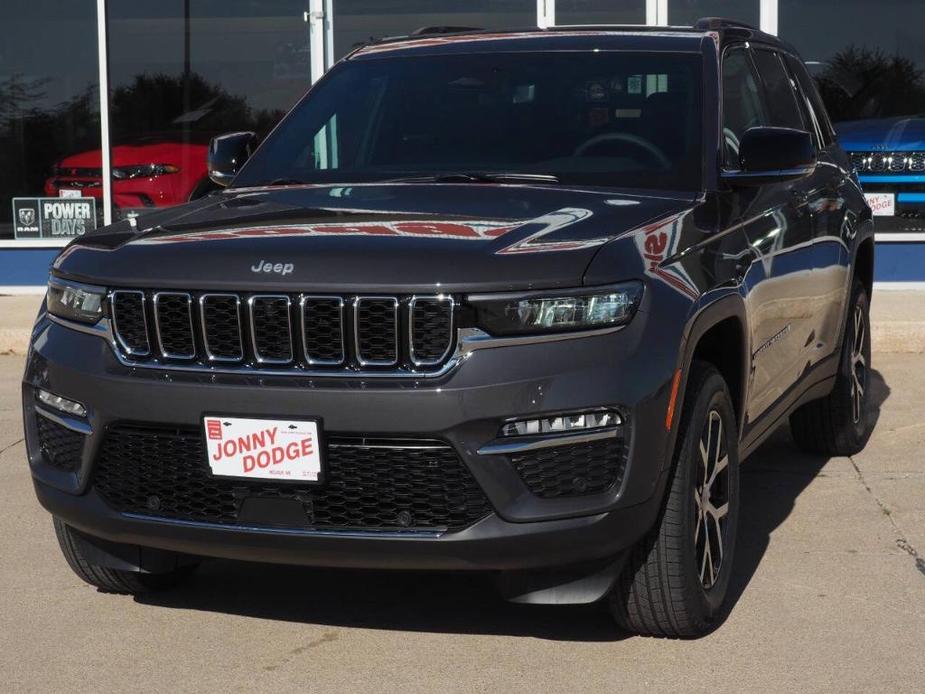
[45, 136, 212, 214]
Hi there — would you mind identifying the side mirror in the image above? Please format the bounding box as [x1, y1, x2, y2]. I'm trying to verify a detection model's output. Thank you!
[208, 131, 257, 187]
[722, 127, 816, 187]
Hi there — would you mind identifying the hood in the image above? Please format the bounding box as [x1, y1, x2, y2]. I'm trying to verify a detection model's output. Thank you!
[836, 117, 925, 151]
[57, 140, 209, 168]
[54, 183, 695, 293]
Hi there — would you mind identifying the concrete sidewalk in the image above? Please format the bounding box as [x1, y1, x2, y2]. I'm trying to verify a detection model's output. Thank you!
[2, 290, 922, 355]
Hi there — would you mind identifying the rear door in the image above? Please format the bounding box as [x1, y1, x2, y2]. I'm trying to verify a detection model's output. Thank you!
[784, 52, 854, 365]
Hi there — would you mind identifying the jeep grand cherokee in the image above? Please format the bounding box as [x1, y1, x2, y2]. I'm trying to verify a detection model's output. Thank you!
[23, 19, 875, 637]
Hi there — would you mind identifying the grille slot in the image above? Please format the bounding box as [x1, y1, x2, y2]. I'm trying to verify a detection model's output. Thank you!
[36, 414, 85, 471]
[249, 295, 293, 363]
[153, 292, 195, 359]
[109, 291, 455, 373]
[93, 425, 492, 531]
[111, 291, 150, 356]
[354, 297, 399, 366]
[410, 297, 454, 366]
[301, 296, 345, 365]
[510, 437, 627, 499]
[200, 294, 243, 361]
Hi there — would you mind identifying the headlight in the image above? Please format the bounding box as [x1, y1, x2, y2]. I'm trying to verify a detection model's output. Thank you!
[47, 277, 106, 324]
[112, 164, 180, 179]
[467, 282, 643, 336]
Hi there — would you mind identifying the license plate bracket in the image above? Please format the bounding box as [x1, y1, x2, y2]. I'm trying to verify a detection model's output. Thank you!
[202, 415, 324, 484]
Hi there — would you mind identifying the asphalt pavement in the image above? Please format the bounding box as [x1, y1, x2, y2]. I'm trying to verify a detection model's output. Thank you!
[1, 353, 923, 693]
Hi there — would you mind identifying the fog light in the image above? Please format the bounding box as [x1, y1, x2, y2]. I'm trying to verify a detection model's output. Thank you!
[37, 389, 87, 418]
[502, 410, 621, 437]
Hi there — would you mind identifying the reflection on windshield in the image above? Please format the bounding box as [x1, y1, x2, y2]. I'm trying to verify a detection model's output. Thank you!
[235, 51, 703, 191]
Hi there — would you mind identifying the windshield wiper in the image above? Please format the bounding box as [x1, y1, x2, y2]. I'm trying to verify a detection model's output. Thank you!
[265, 178, 306, 187]
[384, 171, 559, 184]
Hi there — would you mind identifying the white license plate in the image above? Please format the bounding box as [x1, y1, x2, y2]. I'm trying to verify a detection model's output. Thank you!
[58, 189, 82, 199]
[865, 192, 895, 216]
[203, 416, 323, 482]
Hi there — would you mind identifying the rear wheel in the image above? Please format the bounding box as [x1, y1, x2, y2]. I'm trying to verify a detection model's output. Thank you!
[790, 279, 873, 456]
[53, 517, 197, 594]
[609, 361, 740, 637]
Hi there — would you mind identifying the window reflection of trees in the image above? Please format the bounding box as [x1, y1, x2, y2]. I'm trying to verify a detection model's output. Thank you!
[815, 46, 925, 122]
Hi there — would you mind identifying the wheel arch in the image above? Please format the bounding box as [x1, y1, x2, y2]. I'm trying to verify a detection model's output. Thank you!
[677, 293, 750, 441]
[854, 234, 875, 300]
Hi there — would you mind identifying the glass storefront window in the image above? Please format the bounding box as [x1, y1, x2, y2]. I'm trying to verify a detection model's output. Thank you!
[332, 1, 537, 61]
[100, 1, 313, 223]
[1, 1, 101, 240]
[555, 0, 646, 25]
[668, 1, 759, 28]
[781, 0, 925, 234]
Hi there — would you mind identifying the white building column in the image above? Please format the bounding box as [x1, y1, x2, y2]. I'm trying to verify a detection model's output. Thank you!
[647, 0, 668, 26]
[760, 0, 778, 35]
[95, 0, 112, 226]
[537, 0, 554, 28]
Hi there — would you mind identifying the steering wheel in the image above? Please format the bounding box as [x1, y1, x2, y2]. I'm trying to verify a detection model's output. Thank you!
[573, 132, 672, 169]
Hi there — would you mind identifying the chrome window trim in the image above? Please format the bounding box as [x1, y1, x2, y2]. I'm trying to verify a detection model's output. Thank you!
[408, 295, 455, 367]
[49, 315, 623, 378]
[109, 290, 150, 357]
[153, 291, 196, 360]
[248, 294, 294, 365]
[299, 295, 345, 366]
[199, 293, 244, 363]
[353, 296, 399, 367]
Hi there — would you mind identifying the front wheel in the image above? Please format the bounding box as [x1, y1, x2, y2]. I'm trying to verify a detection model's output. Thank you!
[609, 361, 740, 637]
[53, 517, 197, 594]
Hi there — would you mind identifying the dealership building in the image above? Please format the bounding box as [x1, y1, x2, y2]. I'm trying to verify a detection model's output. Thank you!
[2, 0, 924, 290]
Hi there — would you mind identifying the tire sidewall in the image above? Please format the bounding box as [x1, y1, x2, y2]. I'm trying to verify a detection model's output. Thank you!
[841, 282, 872, 443]
[676, 372, 741, 618]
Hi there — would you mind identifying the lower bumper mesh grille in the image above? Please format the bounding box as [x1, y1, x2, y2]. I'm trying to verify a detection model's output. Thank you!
[510, 437, 627, 498]
[36, 415, 85, 472]
[93, 425, 492, 531]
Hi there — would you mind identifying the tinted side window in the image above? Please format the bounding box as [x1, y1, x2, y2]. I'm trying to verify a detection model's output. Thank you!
[784, 54, 836, 146]
[752, 49, 805, 130]
[721, 48, 767, 168]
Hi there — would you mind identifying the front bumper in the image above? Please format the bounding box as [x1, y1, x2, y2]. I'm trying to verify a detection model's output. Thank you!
[23, 311, 676, 571]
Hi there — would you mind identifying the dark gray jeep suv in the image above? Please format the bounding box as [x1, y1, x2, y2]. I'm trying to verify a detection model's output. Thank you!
[23, 19, 875, 637]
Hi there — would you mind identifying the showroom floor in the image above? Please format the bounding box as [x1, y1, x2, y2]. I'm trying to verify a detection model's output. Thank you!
[1, 354, 923, 693]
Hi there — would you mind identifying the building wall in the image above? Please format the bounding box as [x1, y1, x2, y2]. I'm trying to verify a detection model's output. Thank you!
[2, 0, 924, 289]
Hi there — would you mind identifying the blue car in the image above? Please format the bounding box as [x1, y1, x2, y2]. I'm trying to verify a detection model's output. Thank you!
[838, 116, 925, 233]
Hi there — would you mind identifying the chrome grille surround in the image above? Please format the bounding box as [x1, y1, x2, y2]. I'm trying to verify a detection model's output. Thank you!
[105, 289, 457, 375]
[152, 292, 195, 360]
[409, 295, 456, 367]
[248, 294, 294, 365]
[353, 296, 400, 367]
[110, 290, 150, 357]
[199, 293, 244, 362]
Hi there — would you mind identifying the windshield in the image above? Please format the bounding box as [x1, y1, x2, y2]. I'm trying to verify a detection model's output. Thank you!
[234, 50, 703, 190]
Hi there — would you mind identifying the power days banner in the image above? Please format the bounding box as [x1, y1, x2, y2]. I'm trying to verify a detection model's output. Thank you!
[12, 197, 97, 240]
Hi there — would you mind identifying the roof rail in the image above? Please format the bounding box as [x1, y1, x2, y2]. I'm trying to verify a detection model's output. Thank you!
[693, 17, 758, 32]
[411, 26, 484, 36]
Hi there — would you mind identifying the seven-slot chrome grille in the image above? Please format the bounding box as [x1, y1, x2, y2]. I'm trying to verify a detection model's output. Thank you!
[108, 290, 455, 374]
[849, 151, 925, 173]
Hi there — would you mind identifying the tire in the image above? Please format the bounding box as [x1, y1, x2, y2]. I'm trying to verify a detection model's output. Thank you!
[609, 361, 740, 637]
[790, 279, 873, 456]
[53, 517, 197, 594]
